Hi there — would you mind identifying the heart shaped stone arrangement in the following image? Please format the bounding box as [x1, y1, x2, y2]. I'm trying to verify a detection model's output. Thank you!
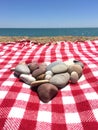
[12, 60, 84, 103]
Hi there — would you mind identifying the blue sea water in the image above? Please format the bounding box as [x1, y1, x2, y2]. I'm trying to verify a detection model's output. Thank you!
[0, 28, 98, 37]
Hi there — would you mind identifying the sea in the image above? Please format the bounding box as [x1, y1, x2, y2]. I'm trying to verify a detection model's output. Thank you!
[0, 28, 98, 37]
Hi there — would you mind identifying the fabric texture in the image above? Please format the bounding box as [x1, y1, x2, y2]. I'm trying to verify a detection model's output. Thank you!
[0, 40, 98, 130]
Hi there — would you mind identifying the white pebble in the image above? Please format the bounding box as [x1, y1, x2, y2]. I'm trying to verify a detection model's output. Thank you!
[70, 71, 79, 83]
[45, 71, 53, 76]
[20, 74, 36, 85]
[45, 74, 52, 80]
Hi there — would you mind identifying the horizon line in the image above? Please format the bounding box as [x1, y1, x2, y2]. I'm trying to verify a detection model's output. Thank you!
[0, 27, 98, 29]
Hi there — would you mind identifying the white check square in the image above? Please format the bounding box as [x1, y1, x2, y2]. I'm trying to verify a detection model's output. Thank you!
[62, 96, 75, 104]
[37, 111, 51, 123]
[22, 83, 30, 88]
[0, 91, 8, 99]
[93, 109, 98, 121]
[2, 81, 14, 86]
[85, 92, 98, 100]
[17, 93, 30, 102]
[80, 83, 91, 89]
[65, 112, 81, 123]
[8, 107, 25, 118]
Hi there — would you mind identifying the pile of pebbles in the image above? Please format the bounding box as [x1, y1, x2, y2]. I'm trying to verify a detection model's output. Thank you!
[12, 59, 84, 103]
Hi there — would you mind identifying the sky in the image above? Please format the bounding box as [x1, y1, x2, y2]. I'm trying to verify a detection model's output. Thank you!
[0, 0, 98, 28]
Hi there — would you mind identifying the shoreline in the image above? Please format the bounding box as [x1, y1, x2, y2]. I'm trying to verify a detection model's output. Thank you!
[0, 36, 98, 43]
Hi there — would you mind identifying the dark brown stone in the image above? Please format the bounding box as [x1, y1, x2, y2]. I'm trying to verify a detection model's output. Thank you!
[32, 68, 46, 78]
[37, 83, 58, 103]
[39, 62, 47, 69]
[28, 61, 39, 72]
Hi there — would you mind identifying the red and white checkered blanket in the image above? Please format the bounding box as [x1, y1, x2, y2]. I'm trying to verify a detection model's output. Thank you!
[0, 40, 98, 130]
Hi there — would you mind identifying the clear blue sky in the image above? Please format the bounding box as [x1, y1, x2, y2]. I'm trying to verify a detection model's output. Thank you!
[0, 0, 98, 28]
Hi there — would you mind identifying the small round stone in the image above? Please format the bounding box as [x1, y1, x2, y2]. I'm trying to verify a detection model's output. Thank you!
[70, 71, 79, 83]
[45, 71, 53, 76]
[37, 83, 58, 103]
[45, 74, 52, 80]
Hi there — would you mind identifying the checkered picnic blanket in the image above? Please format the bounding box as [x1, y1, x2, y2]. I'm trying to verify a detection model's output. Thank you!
[0, 40, 98, 130]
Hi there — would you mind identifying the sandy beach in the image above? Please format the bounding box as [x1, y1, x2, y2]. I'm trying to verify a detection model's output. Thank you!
[0, 36, 98, 43]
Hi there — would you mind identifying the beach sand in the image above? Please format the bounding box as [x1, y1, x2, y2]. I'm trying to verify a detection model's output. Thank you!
[0, 36, 98, 43]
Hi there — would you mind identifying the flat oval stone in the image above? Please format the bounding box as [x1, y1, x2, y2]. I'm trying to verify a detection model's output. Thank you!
[14, 63, 30, 76]
[70, 71, 79, 83]
[51, 63, 68, 74]
[68, 64, 83, 78]
[28, 61, 39, 72]
[20, 74, 36, 85]
[37, 83, 58, 103]
[50, 73, 70, 89]
[32, 68, 46, 78]
[46, 61, 62, 71]
[31, 80, 49, 87]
